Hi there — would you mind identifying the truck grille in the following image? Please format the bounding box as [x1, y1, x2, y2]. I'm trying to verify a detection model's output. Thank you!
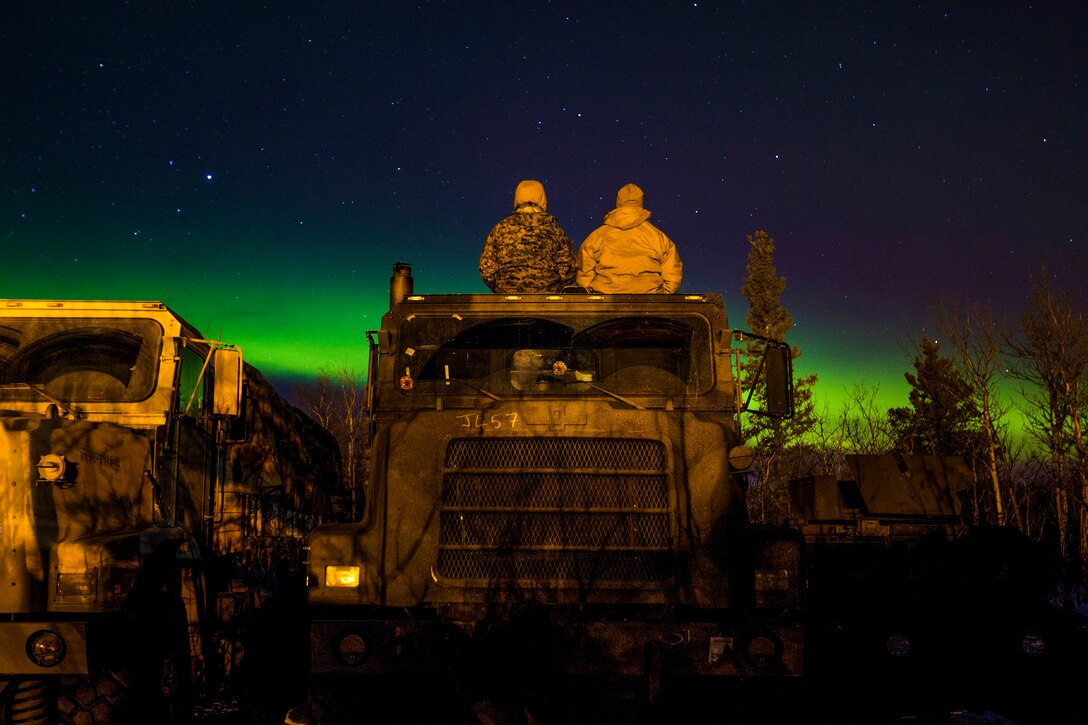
[437, 438, 672, 584]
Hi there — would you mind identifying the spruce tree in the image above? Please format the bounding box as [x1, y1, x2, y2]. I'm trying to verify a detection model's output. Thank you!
[740, 231, 818, 523]
[887, 337, 980, 457]
[887, 335, 983, 455]
[741, 230, 792, 342]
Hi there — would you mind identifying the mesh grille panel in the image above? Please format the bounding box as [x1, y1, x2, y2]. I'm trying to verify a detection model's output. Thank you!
[443, 473, 667, 509]
[441, 511, 670, 548]
[445, 437, 666, 471]
[438, 550, 674, 582]
[438, 438, 673, 584]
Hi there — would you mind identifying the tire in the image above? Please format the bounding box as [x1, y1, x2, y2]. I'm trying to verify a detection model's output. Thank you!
[56, 671, 128, 725]
[55, 612, 192, 725]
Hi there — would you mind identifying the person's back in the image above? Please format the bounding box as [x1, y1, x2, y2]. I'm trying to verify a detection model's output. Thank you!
[479, 180, 576, 293]
[576, 183, 682, 294]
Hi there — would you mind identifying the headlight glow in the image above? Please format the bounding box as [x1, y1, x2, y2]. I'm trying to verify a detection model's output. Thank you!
[325, 565, 361, 588]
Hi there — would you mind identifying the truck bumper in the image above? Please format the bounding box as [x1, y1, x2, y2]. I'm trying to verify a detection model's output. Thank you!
[311, 616, 803, 679]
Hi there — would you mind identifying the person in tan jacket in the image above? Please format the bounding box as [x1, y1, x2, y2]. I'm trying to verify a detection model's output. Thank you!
[576, 183, 682, 293]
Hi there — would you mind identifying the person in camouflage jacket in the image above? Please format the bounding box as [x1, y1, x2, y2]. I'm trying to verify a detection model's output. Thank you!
[479, 180, 576, 293]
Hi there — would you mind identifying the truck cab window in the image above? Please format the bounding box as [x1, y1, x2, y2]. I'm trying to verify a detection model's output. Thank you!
[0, 325, 20, 376]
[576, 317, 693, 394]
[507, 348, 599, 390]
[401, 314, 709, 397]
[414, 317, 575, 382]
[0, 321, 161, 402]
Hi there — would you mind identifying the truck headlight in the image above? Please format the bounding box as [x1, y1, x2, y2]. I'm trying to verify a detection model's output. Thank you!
[741, 630, 784, 668]
[1019, 629, 1047, 658]
[27, 629, 67, 667]
[335, 631, 369, 666]
[885, 632, 912, 658]
[325, 565, 361, 588]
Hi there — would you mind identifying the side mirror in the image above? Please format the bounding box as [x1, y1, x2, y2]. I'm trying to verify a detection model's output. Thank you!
[212, 348, 243, 417]
[763, 344, 793, 418]
[736, 333, 795, 418]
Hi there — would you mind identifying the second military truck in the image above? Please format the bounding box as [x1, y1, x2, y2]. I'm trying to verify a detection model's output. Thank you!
[0, 300, 341, 724]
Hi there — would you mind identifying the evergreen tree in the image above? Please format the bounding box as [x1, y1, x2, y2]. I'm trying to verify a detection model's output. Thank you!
[887, 337, 980, 456]
[742, 231, 793, 341]
[740, 230, 818, 523]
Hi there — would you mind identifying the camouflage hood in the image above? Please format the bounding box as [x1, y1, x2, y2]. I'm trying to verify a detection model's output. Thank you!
[513, 179, 547, 211]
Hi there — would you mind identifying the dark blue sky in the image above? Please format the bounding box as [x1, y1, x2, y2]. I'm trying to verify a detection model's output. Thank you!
[3, 1, 1085, 412]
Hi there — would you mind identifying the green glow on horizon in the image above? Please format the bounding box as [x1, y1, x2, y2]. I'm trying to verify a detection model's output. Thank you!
[5, 238, 1034, 444]
[796, 345, 1031, 445]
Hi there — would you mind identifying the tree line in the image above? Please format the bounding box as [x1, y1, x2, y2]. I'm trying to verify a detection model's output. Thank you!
[295, 368, 368, 523]
[741, 230, 1088, 606]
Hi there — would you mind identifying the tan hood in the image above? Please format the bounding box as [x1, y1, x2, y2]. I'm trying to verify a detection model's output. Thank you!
[603, 183, 652, 229]
[616, 183, 644, 208]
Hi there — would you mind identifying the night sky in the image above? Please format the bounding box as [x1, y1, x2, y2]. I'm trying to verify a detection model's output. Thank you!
[3, 2, 1085, 416]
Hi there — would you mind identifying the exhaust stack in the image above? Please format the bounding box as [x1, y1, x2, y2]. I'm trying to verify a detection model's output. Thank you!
[390, 262, 413, 309]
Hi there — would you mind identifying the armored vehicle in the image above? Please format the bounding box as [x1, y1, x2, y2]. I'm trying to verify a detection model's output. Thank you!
[792, 454, 1087, 723]
[0, 300, 340, 723]
[305, 265, 798, 723]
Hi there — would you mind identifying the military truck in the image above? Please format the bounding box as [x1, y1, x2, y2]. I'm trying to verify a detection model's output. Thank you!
[305, 264, 799, 723]
[791, 454, 1087, 723]
[0, 300, 341, 724]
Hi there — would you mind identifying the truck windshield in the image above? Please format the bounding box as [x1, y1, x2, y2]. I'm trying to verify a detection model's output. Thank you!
[0, 318, 163, 403]
[398, 314, 713, 397]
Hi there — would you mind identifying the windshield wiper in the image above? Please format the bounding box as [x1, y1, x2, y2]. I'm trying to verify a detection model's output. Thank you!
[583, 383, 645, 410]
[526, 371, 646, 410]
[441, 374, 504, 401]
[0, 383, 75, 417]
